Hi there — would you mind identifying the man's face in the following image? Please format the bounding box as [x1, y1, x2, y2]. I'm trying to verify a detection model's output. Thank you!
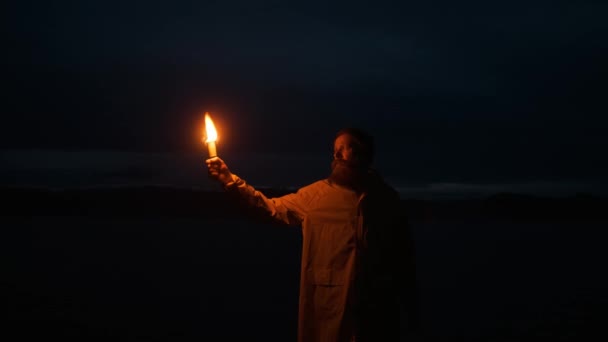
[333, 134, 358, 164]
[330, 133, 366, 188]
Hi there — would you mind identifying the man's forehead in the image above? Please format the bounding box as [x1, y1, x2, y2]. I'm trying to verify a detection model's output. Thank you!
[334, 134, 356, 146]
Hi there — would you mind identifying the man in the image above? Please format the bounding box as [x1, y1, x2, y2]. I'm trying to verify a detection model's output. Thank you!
[206, 128, 420, 342]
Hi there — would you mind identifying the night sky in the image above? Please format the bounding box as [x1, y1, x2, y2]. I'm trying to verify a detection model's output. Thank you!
[2, 0, 607, 196]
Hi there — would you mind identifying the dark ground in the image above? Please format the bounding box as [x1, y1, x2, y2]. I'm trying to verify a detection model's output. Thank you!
[1, 187, 607, 341]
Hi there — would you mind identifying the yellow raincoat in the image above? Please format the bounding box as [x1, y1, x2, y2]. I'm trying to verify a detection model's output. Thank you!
[224, 172, 419, 342]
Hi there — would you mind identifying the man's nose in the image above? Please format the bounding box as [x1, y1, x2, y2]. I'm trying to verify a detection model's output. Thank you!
[334, 150, 342, 160]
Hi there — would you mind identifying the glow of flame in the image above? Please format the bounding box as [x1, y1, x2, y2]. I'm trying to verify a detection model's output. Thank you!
[204, 113, 218, 143]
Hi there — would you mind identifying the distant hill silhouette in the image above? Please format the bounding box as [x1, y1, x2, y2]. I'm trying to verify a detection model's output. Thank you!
[0, 186, 605, 221]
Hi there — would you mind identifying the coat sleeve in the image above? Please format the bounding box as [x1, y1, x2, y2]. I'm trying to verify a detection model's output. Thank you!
[222, 174, 314, 227]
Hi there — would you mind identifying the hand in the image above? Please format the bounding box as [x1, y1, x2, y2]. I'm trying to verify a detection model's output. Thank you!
[205, 157, 234, 186]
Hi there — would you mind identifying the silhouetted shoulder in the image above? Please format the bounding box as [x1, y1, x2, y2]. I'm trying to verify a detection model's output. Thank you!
[367, 171, 399, 200]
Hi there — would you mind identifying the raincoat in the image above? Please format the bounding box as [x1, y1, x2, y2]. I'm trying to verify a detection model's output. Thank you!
[224, 172, 419, 342]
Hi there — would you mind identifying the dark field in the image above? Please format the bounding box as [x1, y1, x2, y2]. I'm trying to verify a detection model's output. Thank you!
[1, 188, 607, 341]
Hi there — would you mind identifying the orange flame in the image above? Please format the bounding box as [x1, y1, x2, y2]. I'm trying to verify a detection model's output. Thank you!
[204, 112, 218, 143]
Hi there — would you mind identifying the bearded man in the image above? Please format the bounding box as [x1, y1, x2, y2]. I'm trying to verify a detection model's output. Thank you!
[206, 128, 420, 342]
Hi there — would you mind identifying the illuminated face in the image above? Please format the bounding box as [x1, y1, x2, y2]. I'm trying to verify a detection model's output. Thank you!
[333, 134, 358, 163]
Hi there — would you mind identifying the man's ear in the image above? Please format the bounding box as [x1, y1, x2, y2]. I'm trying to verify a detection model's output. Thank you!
[354, 147, 371, 165]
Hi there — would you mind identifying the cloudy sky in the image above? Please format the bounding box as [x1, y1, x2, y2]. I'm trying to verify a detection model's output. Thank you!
[2, 0, 607, 196]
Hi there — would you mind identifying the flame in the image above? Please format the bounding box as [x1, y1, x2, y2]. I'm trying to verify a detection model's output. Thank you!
[204, 112, 218, 143]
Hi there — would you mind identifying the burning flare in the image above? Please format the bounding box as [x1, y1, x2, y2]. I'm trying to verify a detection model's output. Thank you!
[204, 112, 218, 157]
[204, 113, 218, 143]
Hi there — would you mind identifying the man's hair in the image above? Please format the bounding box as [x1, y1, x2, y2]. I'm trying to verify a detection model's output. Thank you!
[334, 127, 375, 165]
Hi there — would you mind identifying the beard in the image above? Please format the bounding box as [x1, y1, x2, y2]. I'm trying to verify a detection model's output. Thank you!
[328, 159, 368, 190]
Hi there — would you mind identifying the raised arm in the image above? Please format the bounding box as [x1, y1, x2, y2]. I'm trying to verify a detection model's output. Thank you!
[205, 157, 312, 226]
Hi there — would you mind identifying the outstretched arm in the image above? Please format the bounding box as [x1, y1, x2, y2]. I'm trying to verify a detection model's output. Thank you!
[206, 157, 310, 226]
